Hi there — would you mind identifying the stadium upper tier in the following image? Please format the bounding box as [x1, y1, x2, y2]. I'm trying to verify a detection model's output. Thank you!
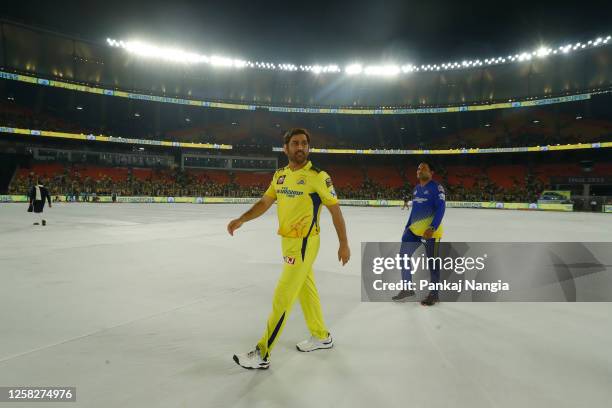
[1, 79, 611, 150]
[1, 20, 611, 109]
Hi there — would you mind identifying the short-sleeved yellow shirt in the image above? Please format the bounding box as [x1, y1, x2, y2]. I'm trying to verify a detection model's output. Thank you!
[264, 161, 339, 238]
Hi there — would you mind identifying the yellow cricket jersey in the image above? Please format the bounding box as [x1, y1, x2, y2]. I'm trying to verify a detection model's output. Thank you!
[264, 161, 339, 238]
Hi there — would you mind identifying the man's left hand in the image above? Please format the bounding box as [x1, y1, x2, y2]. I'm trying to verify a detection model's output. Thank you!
[338, 243, 350, 266]
[423, 228, 434, 240]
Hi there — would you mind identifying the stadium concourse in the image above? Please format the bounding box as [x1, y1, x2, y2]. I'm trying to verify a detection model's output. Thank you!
[0, 202, 611, 408]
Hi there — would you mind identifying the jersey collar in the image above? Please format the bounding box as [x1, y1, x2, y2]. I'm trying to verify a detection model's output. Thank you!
[418, 179, 433, 188]
[286, 160, 312, 173]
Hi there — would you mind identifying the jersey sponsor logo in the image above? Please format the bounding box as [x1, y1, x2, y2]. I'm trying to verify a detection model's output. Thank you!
[325, 178, 333, 188]
[283, 256, 296, 265]
[413, 197, 428, 203]
[277, 175, 286, 185]
[277, 186, 304, 198]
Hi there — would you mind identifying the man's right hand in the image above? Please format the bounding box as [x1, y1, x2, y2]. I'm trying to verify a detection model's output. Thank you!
[227, 196, 274, 236]
[227, 218, 244, 236]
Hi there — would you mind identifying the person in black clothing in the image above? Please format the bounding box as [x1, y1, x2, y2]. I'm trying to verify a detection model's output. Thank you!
[401, 191, 410, 210]
[28, 181, 52, 226]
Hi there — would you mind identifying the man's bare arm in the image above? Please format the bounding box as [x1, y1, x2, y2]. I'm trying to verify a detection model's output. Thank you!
[227, 195, 275, 235]
[326, 204, 350, 265]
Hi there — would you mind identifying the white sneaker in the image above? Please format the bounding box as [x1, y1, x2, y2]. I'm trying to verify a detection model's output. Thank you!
[296, 334, 334, 352]
[233, 347, 270, 369]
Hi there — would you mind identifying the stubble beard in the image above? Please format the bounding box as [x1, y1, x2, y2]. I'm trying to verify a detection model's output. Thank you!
[291, 151, 307, 165]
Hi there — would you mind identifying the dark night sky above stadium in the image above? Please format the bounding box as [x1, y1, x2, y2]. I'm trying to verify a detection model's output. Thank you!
[2, 0, 611, 65]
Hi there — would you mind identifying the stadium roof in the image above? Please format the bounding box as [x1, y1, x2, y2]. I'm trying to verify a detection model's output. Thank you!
[4, 0, 612, 64]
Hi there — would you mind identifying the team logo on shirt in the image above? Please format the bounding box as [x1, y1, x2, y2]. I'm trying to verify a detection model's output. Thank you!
[283, 256, 296, 265]
[439, 193, 446, 200]
[297, 178, 306, 185]
[423, 190, 429, 195]
[277, 175, 286, 185]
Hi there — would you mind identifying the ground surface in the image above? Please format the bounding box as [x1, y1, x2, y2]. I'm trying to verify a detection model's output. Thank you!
[1, 203, 611, 408]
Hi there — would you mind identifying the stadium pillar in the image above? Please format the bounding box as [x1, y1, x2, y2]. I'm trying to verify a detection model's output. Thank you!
[68, 90, 76, 114]
[100, 97, 107, 130]
[375, 116, 384, 147]
[554, 104, 561, 137]
[155, 103, 161, 135]
[456, 111, 462, 131]
[35, 87, 44, 115]
[585, 98, 592, 118]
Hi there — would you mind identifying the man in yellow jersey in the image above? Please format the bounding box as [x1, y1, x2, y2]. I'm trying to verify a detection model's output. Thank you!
[228, 128, 350, 369]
